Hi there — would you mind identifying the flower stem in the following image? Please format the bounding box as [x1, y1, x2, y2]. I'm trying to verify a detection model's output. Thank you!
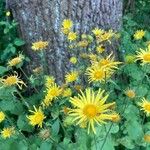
[100, 123, 113, 150]
[16, 90, 30, 108]
[20, 67, 39, 93]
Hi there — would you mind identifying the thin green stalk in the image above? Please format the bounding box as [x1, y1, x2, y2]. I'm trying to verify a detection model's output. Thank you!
[20, 67, 39, 93]
[100, 123, 113, 150]
[16, 90, 30, 108]
[94, 134, 98, 150]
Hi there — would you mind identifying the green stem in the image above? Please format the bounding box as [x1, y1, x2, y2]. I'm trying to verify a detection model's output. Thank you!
[94, 134, 98, 150]
[16, 90, 30, 108]
[20, 67, 39, 93]
[100, 123, 113, 150]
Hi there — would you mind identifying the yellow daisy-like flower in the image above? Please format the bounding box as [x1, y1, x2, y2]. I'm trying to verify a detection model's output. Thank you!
[99, 30, 114, 42]
[139, 98, 150, 115]
[74, 85, 83, 91]
[1, 127, 15, 139]
[92, 28, 104, 37]
[31, 41, 48, 51]
[65, 71, 78, 83]
[125, 89, 135, 99]
[69, 88, 115, 134]
[70, 57, 77, 64]
[92, 53, 122, 71]
[43, 83, 62, 107]
[0, 73, 26, 89]
[62, 88, 72, 97]
[27, 106, 46, 128]
[68, 32, 77, 41]
[110, 113, 121, 123]
[136, 48, 150, 65]
[86, 65, 113, 83]
[88, 53, 98, 62]
[134, 30, 145, 40]
[96, 45, 105, 53]
[62, 19, 73, 29]
[0, 111, 5, 123]
[78, 40, 89, 48]
[45, 76, 55, 88]
[7, 54, 24, 67]
[144, 134, 150, 143]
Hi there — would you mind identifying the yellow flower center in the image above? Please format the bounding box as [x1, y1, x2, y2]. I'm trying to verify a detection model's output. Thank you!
[83, 104, 98, 118]
[144, 104, 150, 112]
[5, 76, 17, 86]
[94, 70, 104, 79]
[49, 89, 58, 97]
[144, 135, 150, 143]
[99, 59, 110, 66]
[143, 53, 150, 61]
[126, 90, 135, 98]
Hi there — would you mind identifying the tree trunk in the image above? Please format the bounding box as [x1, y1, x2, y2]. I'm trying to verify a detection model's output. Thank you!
[8, 0, 123, 83]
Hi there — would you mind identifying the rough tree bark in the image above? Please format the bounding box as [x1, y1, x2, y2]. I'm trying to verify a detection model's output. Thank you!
[8, 0, 123, 82]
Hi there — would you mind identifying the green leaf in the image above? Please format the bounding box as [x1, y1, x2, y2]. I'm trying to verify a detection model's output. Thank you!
[119, 136, 135, 149]
[51, 119, 60, 136]
[0, 66, 8, 75]
[40, 141, 52, 150]
[14, 38, 25, 46]
[125, 120, 144, 141]
[17, 114, 33, 132]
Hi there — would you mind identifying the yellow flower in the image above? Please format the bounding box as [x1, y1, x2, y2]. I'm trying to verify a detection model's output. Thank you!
[0, 112, 5, 123]
[92, 28, 104, 37]
[74, 85, 83, 91]
[45, 76, 55, 88]
[110, 113, 121, 123]
[134, 30, 145, 40]
[62, 88, 72, 97]
[139, 98, 150, 115]
[69, 88, 115, 134]
[88, 53, 98, 62]
[65, 71, 78, 83]
[68, 32, 77, 41]
[27, 106, 46, 128]
[7, 54, 24, 67]
[6, 11, 11, 16]
[31, 41, 48, 51]
[70, 57, 77, 64]
[144, 134, 150, 143]
[62, 106, 70, 114]
[43, 83, 62, 107]
[78, 40, 89, 48]
[125, 89, 135, 99]
[96, 45, 105, 53]
[99, 30, 114, 42]
[93, 53, 122, 71]
[62, 19, 73, 29]
[0, 73, 26, 89]
[86, 65, 113, 83]
[136, 48, 150, 65]
[1, 127, 15, 139]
